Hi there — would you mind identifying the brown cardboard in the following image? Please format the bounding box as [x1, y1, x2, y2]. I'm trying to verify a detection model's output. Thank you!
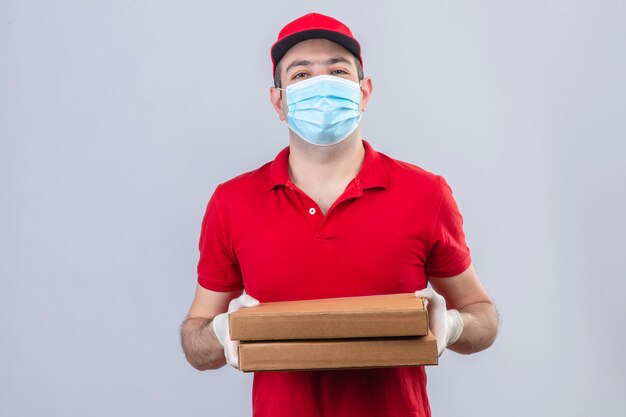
[230, 293, 428, 341]
[238, 332, 438, 372]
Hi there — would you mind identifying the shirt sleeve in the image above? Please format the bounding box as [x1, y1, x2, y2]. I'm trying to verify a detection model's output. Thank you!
[196, 185, 244, 292]
[424, 176, 472, 278]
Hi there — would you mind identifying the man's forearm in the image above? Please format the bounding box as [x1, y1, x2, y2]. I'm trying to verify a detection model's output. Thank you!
[181, 317, 226, 370]
[448, 302, 498, 354]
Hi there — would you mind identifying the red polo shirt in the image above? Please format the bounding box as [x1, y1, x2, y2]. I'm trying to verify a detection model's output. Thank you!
[197, 140, 471, 417]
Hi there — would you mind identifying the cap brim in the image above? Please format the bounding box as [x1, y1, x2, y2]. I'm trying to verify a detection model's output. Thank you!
[271, 29, 361, 69]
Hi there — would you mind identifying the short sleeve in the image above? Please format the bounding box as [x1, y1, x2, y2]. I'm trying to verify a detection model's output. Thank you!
[424, 176, 472, 278]
[196, 186, 244, 291]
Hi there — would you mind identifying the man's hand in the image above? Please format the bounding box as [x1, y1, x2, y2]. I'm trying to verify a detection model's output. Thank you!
[414, 287, 464, 356]
[211, 293, 260, 368]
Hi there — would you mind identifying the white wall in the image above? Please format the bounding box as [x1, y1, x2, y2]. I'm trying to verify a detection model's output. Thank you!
[2, 1, 625, 416]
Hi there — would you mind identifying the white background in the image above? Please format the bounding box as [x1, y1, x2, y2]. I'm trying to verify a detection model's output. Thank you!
[2, 1, 625, 416]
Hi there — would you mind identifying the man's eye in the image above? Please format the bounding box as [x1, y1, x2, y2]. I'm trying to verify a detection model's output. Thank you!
[332, 69, 348, 75]
[293, 72, 308, 79]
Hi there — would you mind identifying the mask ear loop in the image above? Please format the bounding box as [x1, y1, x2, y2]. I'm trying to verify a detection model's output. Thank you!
[273, 86, 286, 100]
[358, 80, 365, 111]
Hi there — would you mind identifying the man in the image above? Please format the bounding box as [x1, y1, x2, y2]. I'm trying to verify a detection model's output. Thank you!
[181, 12, 498, 417]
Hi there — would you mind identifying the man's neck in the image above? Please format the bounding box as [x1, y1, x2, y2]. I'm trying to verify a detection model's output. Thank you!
[287, 131, 365, 188]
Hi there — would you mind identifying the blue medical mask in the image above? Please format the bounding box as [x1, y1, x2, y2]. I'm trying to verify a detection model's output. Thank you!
[282, 75, 362, 146]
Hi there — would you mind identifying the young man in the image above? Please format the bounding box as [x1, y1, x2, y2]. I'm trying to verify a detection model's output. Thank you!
[181, 13, 498, 417]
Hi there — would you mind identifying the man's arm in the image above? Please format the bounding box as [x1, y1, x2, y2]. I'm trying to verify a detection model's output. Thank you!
[180, 285, 242, 370]
[428, 263, 499, 354]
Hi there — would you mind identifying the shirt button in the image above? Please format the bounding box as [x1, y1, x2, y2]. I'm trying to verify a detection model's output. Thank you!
[309, 208, 316, 215]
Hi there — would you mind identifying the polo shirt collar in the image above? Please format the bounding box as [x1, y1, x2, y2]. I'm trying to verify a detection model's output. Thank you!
[267, 140, 388, 191]
[358, 140, 389, 190]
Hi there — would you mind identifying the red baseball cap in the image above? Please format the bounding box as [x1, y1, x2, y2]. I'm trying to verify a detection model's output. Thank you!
[271, 13, 362, 74]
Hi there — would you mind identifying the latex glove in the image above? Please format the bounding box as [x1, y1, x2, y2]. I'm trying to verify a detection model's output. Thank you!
[211, 293, 260, 369]
[414, 287, 464, 356]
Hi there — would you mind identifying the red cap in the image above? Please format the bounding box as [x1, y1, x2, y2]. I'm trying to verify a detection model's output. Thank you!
[271, 13, 362, 74]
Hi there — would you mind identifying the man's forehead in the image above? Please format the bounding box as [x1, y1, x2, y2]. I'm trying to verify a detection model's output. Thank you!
[281, 39, 355, 68]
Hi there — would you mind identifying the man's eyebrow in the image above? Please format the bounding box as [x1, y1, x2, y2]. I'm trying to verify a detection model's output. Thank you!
[285, 59, 312, 73]
[285, 57, 353, 73]
[325, 57, 352, 66]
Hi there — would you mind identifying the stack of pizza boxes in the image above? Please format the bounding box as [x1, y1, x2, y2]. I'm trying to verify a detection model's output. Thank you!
[229, 293, 438, 372]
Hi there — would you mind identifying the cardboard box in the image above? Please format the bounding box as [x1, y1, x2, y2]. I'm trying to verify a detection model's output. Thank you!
[238, 332, 438, 372]
[230, 293, 429, 341]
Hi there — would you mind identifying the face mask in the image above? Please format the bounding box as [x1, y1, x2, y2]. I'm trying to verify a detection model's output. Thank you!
[282, 75, 362, 146]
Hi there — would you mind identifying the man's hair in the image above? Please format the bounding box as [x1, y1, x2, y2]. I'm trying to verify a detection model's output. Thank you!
[273, 56, 364, 88]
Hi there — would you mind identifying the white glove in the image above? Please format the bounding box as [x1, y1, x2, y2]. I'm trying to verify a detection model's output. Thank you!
[211, 293, 260, 369]
[414, 287, 464, 356]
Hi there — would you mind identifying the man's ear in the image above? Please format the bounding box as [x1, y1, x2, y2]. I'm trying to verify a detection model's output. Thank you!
[359, 77, 373, 112]
[269, 87, 286, 121]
